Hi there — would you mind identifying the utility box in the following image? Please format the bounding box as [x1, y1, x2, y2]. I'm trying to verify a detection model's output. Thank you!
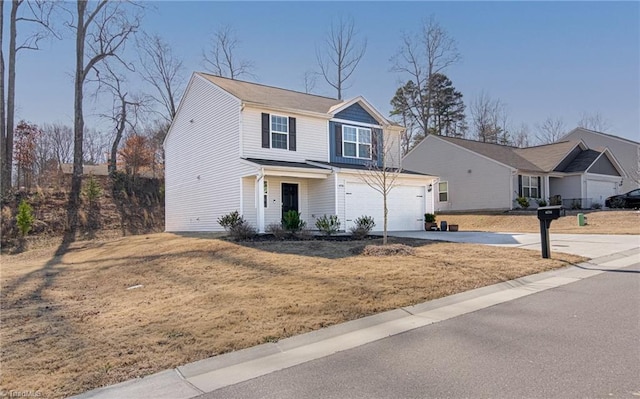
[577, 213, 587, 226]
[537, 205, 563, 259]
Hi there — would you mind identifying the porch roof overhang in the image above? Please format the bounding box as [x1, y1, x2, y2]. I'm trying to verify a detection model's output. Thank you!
[241, 158, 332, 179]
[306, 160, 438, 180]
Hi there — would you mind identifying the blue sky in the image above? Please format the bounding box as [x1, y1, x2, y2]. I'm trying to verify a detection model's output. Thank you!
[11, 1, 640, 142]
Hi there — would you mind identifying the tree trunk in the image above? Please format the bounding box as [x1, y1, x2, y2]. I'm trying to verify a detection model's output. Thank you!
[69, 0, 86, 232]
[109, 97, 126, 174]
[4, 0, 19, 192]
[0, 2, 6, 197]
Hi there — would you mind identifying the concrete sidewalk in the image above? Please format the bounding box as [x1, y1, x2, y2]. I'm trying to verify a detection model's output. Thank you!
[386, 230, 640, 258]
[72, 242, 640, 399]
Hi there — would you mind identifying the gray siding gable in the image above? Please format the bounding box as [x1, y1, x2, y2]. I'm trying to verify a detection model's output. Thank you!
[588, 154, 620, 176]
[335, 103, 378, 124]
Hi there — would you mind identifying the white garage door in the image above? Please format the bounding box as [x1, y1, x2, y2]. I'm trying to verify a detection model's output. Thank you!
[345, 183, 425, 231]
[586, 179, 617, 206]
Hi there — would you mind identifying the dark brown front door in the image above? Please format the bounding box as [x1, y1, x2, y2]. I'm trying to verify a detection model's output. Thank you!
[281, 183, 299, 219]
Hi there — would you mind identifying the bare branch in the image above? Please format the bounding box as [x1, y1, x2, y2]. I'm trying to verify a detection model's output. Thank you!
[535, 116, 566, 144]
[202, 25, 254, 80]
[578, 111, 611, 133]
[316, 16, 367, 100]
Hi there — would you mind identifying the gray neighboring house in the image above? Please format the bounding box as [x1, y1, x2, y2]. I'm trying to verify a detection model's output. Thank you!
[561, 127, 639, 193]
[402, 135, 625, 212]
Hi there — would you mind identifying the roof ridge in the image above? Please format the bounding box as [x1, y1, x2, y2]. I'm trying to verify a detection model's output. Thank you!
[197, 72, 340, 102]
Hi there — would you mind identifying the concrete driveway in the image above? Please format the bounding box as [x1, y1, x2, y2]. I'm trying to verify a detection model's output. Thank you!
[385, 230, 640, 258]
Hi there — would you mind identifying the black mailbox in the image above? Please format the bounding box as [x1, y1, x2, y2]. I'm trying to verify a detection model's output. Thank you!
[536, 205, 563, 258]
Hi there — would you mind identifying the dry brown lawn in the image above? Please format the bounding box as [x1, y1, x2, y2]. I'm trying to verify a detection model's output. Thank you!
[438, 210, 640, 234]
[1, 233, 586, 398]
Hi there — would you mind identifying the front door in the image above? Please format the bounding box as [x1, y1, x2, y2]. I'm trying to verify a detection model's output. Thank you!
[281, 183, 299, 219]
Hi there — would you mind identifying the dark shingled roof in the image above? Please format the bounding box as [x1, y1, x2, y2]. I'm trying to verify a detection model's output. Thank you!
[310, 161, 431, 176]
[560, 149, 601, 173]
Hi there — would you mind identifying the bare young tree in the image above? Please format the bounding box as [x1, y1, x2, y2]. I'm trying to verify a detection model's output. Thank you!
[357, 131, 402, 245]
[83, 127, 109, 165]
[535, 116, 566, 144]
[42, 123, 74, 165]
[67, 0, 140, 232]
[316, 16, 367, 100]
[2, 0, 58, 196]
[512, 123, 532, 148]
[470, 91, 506, 143]
[202, 25, 253, 80]
[391, 15, 460, 138]
[302, 70, 317, 94]
[578, 111, 611, 133]
[138, 32, 185, 122]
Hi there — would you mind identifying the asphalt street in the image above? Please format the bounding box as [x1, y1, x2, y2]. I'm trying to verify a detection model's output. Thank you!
[199, 263, 640, 399]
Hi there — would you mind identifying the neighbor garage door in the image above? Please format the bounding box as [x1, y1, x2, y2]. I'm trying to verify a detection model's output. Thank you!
[345, 183, 425, 231]
[586, 179, 618, 206]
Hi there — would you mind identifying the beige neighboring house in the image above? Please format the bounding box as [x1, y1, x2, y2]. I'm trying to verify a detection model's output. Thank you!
[561, 127, 639, 193]
[402, 135, 625, 212]
[163, 72, 437, 233]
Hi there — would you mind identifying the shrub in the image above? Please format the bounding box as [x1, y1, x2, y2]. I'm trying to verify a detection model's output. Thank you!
[294, 227, 314, 240]
[516, 196, 530, 209]
[282, 210, 306, 232]
[349, 215, 375, 239]
[229, 220, 257, 240]
[570, 199, 582, 210]
[592, 202, 602, 210]
[83, 174, 102, 204]
[266, 223, 288, 239]
[536, 199, 547, 207]
[16, 199, 35, 237]
[315, 214, 341, 236]
[217, 210, 243, 231]
[424, 213, 436, 223]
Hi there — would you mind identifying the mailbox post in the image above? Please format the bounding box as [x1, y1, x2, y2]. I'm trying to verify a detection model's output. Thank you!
[537, 205, 563, 258]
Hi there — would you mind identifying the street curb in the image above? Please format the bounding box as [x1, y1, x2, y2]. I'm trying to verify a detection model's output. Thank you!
[70, 248, 639, 399]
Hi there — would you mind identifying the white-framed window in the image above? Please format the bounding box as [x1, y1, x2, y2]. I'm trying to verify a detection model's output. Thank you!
[521, 175, 540, 198]
[438, 181, 448, 202]
[342, 125, 371, 159]
[271, 115, 288, 149]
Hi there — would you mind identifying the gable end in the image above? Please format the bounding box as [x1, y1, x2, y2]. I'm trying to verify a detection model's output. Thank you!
[588, 153, 620, 176]
[335, 103, 378, 125]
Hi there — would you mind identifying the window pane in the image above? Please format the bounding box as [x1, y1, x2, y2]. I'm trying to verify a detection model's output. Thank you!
[438, 182, 448, 192]
[523, 187, 530, 197]
[343, 126, 357, 141]
[358, 129, 371, 144]
[531, 188, 539, 198]
[439, 192, 448, 202]
[359, 144, 371, 159]
[531, 177, 538, 188]
[344, 142, 357, 157]
[271, 116, 288, 133]
[272, 132, 287, 149]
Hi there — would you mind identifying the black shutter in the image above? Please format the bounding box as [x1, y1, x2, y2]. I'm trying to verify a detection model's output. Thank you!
[518, 175, 522, 197]
[261, 113, 270, 148]
[288, 117, 296, 151]
[334, 123, 342, 157]
[537, 176, 542, 199]
[371, 128, 380, 161]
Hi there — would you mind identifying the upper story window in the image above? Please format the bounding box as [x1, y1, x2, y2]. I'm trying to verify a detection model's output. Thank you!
[271, 115, 288, 149]
[343, 125, 371, 159]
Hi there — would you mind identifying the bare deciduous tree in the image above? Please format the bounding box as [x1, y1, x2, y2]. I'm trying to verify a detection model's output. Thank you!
[316, 16, 367, 100]
[535, 116, 566, 144]
[578, 111, 611, 133]
[2, 0, 58, 196]
[42, 123, 74, 165]
[202, 25, 253, 80]
[470, 91, 507, 144]
[511, 123, 532, 148]
[83, 127, 109, 165]
[138, 33, 185, 122]
[357, 131, 402, 245]
[67, 0, 140, 232]
[391, 16, 460, 139]
[302, 70, 317, 94]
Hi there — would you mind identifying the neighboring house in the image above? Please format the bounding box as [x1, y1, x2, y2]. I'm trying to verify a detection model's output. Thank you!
[164, 73, 437, 232]
[402, 135, 625, 212]
[560, 127, 639, 193]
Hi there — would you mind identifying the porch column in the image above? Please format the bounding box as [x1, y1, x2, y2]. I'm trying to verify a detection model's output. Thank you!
[544, 175, 550, 201]
[256, 174, 265, 233]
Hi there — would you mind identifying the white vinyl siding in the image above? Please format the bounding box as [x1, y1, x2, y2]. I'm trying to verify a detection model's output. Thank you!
[241, 176, 257, 226]
[165, 74, 251, 231]
[308, 177, 337, 223]
[242, 107, 328, 162]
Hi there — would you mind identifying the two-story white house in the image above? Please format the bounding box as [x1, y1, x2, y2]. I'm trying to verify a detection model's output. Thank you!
[164, 73, 437, 232]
